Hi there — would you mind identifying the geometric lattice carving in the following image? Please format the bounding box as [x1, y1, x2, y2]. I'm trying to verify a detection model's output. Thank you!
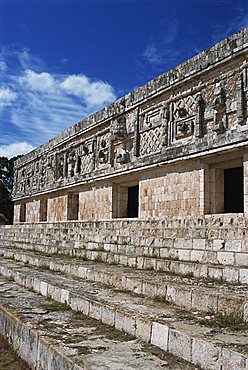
[174, 95, 196, 119]
[140, 126, 163, 156]
[81, 153, 93, 174]
[173, 95, 197, 139]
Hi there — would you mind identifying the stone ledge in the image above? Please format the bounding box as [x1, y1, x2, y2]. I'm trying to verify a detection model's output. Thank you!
[0, 260, 247, 370]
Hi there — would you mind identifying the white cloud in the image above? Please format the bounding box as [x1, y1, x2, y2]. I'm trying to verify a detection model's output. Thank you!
[60, 74, 116, 107]
[0, 48, 117, 148]
[0, 88, 17, 108]
[19, 69, 55, 91]
[0, 142, 35, 158]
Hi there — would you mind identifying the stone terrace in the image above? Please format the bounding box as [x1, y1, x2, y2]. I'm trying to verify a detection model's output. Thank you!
[0, 214, 247, 369]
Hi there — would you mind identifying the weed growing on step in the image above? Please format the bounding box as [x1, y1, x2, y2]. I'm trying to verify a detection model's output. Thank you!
[109, 261, 118, 266]
[199, 276, 239, 286]
[5, 275, 14, 282]
[27, 287, 36, 293]
[40, 301, 71, 312]
[153, 295, 172, 305]
[37, 264, 50, 272]
[94, 256, 103, 263]
[199, 312, 248, 331]
[79, 255, 88, 261]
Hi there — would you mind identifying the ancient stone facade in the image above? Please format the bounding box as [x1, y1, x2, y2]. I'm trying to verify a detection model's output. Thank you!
[12, 27, 248, 223]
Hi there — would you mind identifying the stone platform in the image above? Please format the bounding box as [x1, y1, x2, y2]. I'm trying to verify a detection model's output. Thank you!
[0, 215, 247, 369]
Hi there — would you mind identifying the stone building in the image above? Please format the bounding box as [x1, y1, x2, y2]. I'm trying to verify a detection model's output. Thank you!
[12, 27, 248, 223]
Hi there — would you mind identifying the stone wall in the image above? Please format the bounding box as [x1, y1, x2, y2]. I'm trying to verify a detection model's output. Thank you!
[11, 27, 248, 223]
[25, 200, 40, 223]
[139, 162, 202, 217]
[79, 185, 112, 220]
[47, 195, 67, 223]
[13, 204, 21, 224]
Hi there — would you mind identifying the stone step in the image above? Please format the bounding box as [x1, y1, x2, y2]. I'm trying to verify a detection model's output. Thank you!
[1, 227, 247, 255]
[0, 276, 191, 370]
[0, 238, 247, 284]
[0, 224, 247, 269]
[0, 257, 247, 369]
[1, 219, 248, 250]
[0, 246, 247, 319]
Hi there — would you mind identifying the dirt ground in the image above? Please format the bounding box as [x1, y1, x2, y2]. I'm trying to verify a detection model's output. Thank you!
[0, 334, 30, 370]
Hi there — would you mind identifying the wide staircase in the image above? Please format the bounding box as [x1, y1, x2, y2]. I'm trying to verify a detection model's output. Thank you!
[0, 214, 247, 369]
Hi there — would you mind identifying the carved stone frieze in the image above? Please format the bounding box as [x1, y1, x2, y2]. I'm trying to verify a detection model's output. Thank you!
[173, 95, 197, 140]
[212, 83, 227, 133]
[11, 27, 248, 200]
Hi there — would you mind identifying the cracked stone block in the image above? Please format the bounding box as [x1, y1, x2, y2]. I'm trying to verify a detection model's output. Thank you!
[168, 329, 192, 363]
[101, 305, 115, 326]
[115, 310, 136, 336]
[192, 338, 221, 370]
[135, 317, 152, 342]
[89, 301, 102, 320]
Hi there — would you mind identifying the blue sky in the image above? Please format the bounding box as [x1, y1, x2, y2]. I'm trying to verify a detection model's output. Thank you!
[0, 0, 247, 158]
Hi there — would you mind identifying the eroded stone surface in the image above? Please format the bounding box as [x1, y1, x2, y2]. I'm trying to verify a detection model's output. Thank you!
[0, 257, 247, 369]
[0, 277, 199, 370]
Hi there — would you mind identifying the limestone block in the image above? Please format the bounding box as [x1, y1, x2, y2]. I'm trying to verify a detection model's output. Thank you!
[221, 349, 247, 370]
[150, 322, 169, 351]
[70, 294, 90, 315]
[240, 269, 248, 284]
[101, 305, 115, 326]
[126, 277, 142, 295]
[127, 256, 137, 267]
[190, 250, 204, 262]
[208, 267, 223, 280]
[89, 301, 102, 320]
[137, 257, 144, 269]
[115, 310, 136, 336]
[33, 278, 41, 293]
[51, 286, 62, 302]
[218, 295, 244, 315]
[18, 326, 39, 369]
[168, 329, 192, 362]
[60, 289, 70, 304]
[143, 257, 156, 270]
[222, 267, 239, 283]
[217, 252, 235, 265]
[77, 266, 87, 279]
[225, 240, 242, 252]
[192, 238, 206, 250]
[166, 286, 192, 309]
[212, 239, 225, 251]
[178, 249, 191, 261]
[192, 338, 221, 369]
[192, 291, 218, 312]
[40, 281, 48, 296]
[142, 281, 157, 297]
[136, 317, 152, 342]
[235, 253, 248, 266]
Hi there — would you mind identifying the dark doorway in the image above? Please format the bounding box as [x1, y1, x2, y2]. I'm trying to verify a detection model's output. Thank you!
[224, 167, 243, 213]
[67, 193, 79, 220]
[40, 199, 48, 222]
[20, 203, 26, 222]
[127, 185, 139, 218]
